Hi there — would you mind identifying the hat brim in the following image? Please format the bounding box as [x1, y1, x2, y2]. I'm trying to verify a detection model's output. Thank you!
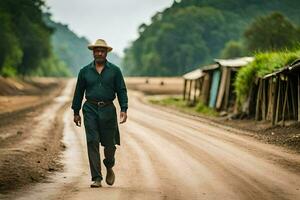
[88, 45, 113, 52]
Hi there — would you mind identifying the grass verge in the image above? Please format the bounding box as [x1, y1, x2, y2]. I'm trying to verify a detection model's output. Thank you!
[148, 96, 218, 117]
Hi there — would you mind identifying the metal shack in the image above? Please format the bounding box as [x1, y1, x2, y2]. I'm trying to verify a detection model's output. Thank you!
[182, 57, 253, 112]
[214, 57, 254, 112]
[182, 64, 218, 105]
[182, 68, 205, 103]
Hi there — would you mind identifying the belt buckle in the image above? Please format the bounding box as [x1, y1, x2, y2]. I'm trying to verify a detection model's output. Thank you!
[97, 101, 105, 106]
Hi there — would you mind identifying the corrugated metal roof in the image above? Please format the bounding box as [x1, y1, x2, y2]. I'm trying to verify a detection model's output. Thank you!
[183, 69, 204, 80]
[201, 64, 219, 71]
[214, 57, 254, 67]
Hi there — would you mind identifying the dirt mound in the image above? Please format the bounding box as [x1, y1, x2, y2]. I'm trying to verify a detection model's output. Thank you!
[0, 77, 65, 115]
[0, 76, 60, 96]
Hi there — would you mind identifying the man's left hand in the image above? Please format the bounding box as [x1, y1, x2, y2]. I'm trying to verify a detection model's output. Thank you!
[120, 112, 127, 124]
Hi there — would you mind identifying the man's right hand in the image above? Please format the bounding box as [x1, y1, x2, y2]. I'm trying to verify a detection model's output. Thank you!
[74, 115, 81, 127]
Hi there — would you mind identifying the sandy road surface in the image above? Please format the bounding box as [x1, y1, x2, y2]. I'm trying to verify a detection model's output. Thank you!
[5, 89, 300, 200]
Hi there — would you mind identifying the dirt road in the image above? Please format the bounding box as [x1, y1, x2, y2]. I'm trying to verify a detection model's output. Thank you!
[4, 88, 300, 200]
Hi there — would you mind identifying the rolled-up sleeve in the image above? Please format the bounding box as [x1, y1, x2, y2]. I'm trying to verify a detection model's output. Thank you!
[71, 69, 86, 115]
[115, 68, 128, 112]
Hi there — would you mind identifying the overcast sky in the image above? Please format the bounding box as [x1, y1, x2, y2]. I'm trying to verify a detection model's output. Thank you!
[46, 0, 174, 56]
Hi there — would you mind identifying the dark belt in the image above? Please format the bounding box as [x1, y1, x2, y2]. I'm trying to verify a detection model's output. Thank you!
[86, 99, 113, 107]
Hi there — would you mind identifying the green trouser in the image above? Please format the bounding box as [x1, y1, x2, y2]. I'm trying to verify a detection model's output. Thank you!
[82, 101, 120, 181]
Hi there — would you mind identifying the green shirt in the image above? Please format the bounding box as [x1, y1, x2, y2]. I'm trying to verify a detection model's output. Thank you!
[71, 60, 128, 115]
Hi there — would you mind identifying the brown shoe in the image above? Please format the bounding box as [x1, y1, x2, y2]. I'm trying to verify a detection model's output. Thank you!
[90, 180, 102, 188]
[106, 168, 115, 186]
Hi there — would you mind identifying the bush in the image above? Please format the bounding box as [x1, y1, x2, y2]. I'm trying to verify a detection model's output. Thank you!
[195, 101, 218, 116]
[1, 65, 17, 77]
[221, 40, 246, 59]
[234, 50, 300, 106]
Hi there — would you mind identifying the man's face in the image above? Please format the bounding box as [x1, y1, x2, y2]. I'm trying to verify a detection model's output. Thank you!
[93, 47, 108, 63]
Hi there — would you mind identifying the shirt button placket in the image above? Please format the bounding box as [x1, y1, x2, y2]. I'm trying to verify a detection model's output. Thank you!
[99, 74, 102, 87]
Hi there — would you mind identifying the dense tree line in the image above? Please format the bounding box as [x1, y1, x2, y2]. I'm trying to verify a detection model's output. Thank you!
[44, 14, 122, 76]
[221, 12, 300, 58]
[123, 0, 300, 76]
[0, 0, 70, 77]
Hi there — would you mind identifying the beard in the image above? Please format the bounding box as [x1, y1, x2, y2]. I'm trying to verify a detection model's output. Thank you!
[94, 56, 106, 64]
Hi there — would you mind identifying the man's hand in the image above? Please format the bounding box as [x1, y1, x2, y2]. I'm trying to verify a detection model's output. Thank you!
[120, 112, 127, 124]
[74, 114, 81, 127]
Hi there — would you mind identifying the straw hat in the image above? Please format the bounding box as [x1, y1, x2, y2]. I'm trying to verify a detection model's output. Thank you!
[88, 39, 113, 52]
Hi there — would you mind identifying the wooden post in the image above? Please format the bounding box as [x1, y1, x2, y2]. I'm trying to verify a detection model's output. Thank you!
[290, 79, 296, 119]
[193, 79, 198, 103]
[188, 80, 192, 101]
[266, 79, 273, 121]
[255, 79, 262, 121]
[272, 77, 278, 126]
[183, 79, 187, 100]
[224, 68, 232, 111]
[262, 79, 266, 120]
[198, 78, 203, 99]
[298, 73, 300, 121]
[216, 67, 228, 110]
[275, 76, 281, 124]
[201, 74, 211, 105]
[282, 76, 289, 126]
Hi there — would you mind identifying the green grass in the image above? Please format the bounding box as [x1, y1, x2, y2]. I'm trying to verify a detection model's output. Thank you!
[195, 101, 218, 116]
[234, 50, 300, 106]
[149, 96, 218, 117]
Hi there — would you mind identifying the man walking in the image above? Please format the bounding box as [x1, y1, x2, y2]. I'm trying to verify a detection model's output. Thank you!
[71, 39, 128, 188]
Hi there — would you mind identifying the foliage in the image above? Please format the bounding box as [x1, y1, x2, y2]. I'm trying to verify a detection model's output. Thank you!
[0, 0, 54, 75]
[234, 50, 300, 105]
[244, 12, 300, 52]
[124, 6, 230, 76]
[149, 96, 217, 116]
[195, 101, 218, 116]
[31, 54, 71, 77]
[124, 0, 300, 76]
[1, 65, 17, 77]
[0, 0, 73, 77]
[221, 40, 245, 59]
[0, 12, 23, 73]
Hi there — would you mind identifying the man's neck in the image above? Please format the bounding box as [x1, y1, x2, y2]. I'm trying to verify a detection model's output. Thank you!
[95, 61, 105, 74]
[95, 62, 105, 68]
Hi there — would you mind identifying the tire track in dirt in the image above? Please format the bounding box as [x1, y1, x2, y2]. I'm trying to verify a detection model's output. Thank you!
[4, 89, 300, 200]
[126, 100, 300, 200]
[64, 117, 164, 200]
[133, 92, 300, 173]
[65, 91, 300, 200]
[127, 120, 266, 200]
[124, 122, 229, 200]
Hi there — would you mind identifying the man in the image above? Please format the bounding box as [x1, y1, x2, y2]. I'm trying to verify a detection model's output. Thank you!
[71, 39, 128, 188]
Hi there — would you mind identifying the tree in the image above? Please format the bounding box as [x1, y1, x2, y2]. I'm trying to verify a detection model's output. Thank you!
[244, 12, 299, 52]
[221, 40, 245, 59]
[0, 0, 53, 75]
[123, 6, 229, 76]
[123, 0, 300, 76]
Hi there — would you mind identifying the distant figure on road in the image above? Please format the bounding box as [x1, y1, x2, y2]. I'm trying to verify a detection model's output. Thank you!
[71, 39, 128, 188]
